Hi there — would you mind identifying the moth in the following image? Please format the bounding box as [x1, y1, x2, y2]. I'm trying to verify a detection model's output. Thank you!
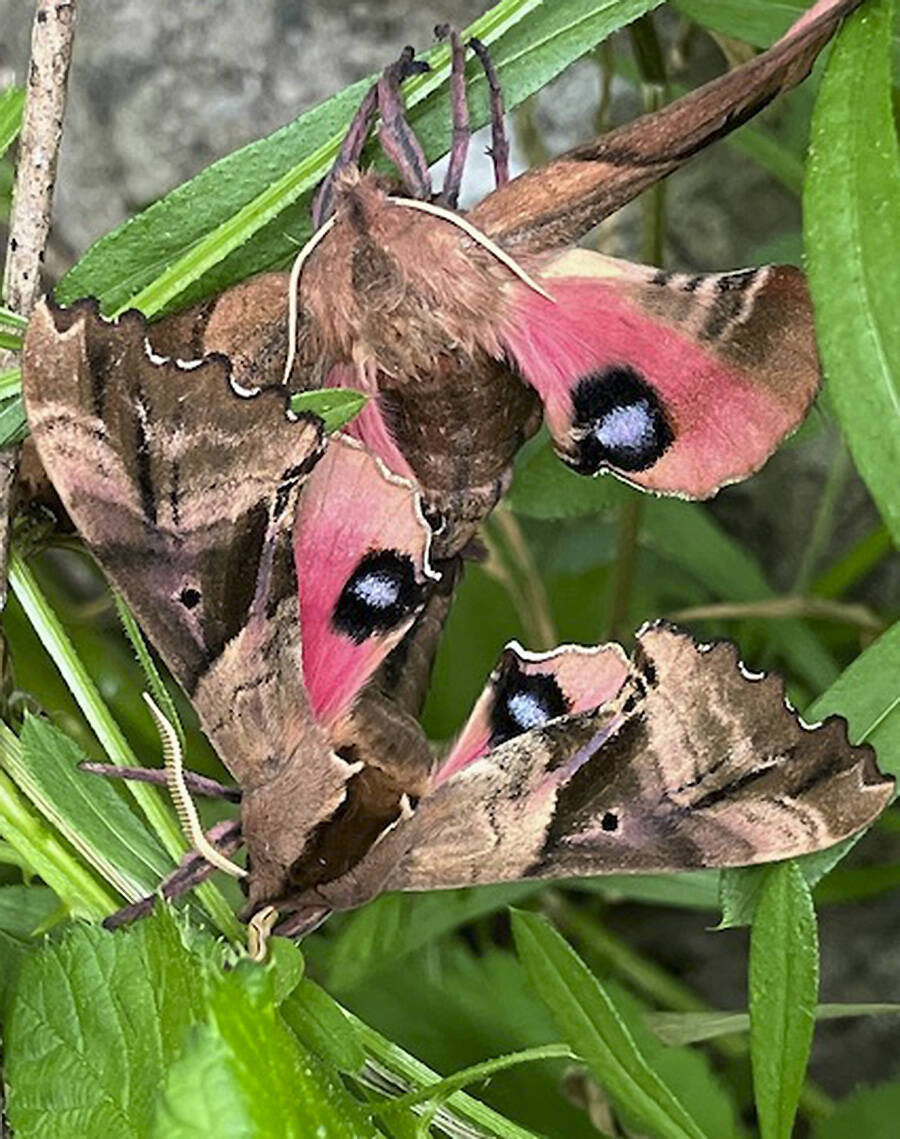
[21, 0, 892, 935]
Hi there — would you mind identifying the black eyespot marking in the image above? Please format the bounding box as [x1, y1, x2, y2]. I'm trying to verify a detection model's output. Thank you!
[601, 811, 619, 833]
[332, 549, 424, 644]
[568, 365, 674, 474]
[489, 657, 570, 748]
[179, 587, 201, 610]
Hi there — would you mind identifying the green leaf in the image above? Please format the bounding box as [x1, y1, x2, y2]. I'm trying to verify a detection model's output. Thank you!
[0, 85, 25, 159]
[0, 883, 60, 940]
[57, 0, 663, 316]
[805, 0, 900, 542]
[650, 1002, 900, 1047]
[0, 364, 21, 398]
[153, 966, 378, 1139]
[640, 499, 839, 692]
[343, 942, 599, 1138]
[5, 908, 208, 1138]
[512, 910, 711, 1139]
[312, 883, 541, 992]
[290, 387, 367, 433]
[813, 1081, 900, 1139]
[0, 303, 27, 330]
[0, 328, 22, 351]
[749, 862, 819, 1139]
[14, 713, 173, 902]
[507, 439, 629, 518]
[573, 870, 720, 910]
[0, 392, 28, 447]
[675, 0, 900, 69]
[0, 727, 117, 919]
[8, 549, 242, 940]
[282, 977, 367, 1075]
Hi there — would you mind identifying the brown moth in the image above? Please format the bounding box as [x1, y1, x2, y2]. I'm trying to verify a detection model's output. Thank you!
[21, 0, 892, 935]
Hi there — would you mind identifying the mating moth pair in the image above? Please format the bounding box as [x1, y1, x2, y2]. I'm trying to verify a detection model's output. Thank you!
[22, 0, 892, 937]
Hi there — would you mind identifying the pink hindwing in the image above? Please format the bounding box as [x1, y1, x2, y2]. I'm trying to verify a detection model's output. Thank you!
[501, 250, 819, 498]
[437, 639, 629, 784]
[294, 433, 438, 727]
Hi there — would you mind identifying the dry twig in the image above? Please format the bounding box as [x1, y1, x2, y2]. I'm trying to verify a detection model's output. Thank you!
[0, 0, 78, 607]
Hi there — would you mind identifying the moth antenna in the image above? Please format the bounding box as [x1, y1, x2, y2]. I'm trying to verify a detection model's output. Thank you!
[282, 214, 338, 386]
[247, 904, 280, 962]
[386, 196, 555, 302]
[142, 692, 248, 879]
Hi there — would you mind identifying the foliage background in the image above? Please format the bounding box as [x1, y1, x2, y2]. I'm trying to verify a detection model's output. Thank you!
[0, 1, 897, 1136]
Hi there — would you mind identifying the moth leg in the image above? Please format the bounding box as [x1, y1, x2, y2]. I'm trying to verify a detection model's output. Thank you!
[102, 819, 243, 931]
[313, 46, 429, 224]
[312, 84, 378, 227]
[469, 36, 510, 188]
[435, 24, 470, 208]
[377, 45, 432, 200]
[78, 761, 241, 802]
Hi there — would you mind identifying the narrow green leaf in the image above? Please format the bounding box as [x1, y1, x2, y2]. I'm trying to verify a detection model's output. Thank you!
[675, 0, 900, 69]
[5, 909, 208, 1138]
[650, 1002, 900, 1047]
[0, 393, 28, 447]
[0, 303, 27, 330]
[0, 328, 22, 351]
[0, 728, 116, 918]
[805, 0, 900, 541]
[345, 1004, 549, 1139]
[154, 966, 379, 1139]
[749, 862, 819, 1139]
[0, 86, 24, 159]
[0, 365, 21, 398]
[372, 1044, 576, 1117]
[57, 0, 663, 316]
[512, 910, 710, 1139]
[14, 714, 172, 902]
[282, 977, 367, 1074]
[115, 592, 185, 751]
[8, 549, 242, 940]
[574, 870, 720, 910]
[290, 387, 367, 433]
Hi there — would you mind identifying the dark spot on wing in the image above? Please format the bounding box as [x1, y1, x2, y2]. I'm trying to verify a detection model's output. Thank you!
[567, 365, 674, 474]
[489, 656, 570, 749]
[332, 548, 425, 644]
[601, 810, 619, 832]
[179, 587, 201, 610]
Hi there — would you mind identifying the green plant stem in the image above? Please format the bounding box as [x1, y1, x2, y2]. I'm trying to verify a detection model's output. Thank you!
[8, 548, 242, 940]
[348, 1010, 544, 1139]
[371, 1044, 575, 1117]
[544, 892, 836, 1120]
[792, 442, 852, 594]
[604, 496, 644, 641]
[812, 523, 894, 598]
[666, 596, 885, 633]
[0, 739, 115, 918]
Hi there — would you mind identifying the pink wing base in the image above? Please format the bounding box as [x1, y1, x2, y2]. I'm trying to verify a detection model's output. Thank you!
[325, 363, 415, 481]
[436, 639, 629, 784]
[294, 434, 437, 728]
[501, 255, 818, 499]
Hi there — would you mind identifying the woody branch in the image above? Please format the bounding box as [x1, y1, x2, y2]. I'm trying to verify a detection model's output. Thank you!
[0, 0, 77, 607]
